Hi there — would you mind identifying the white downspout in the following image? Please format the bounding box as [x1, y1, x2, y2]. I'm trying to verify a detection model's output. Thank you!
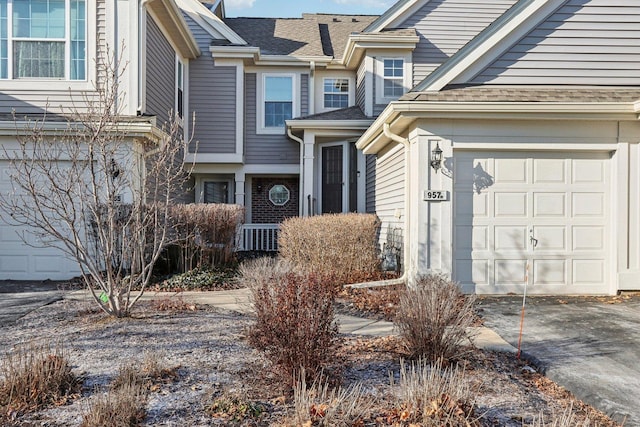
[347, 122, 411, 289]
[287, 127, 305, 217]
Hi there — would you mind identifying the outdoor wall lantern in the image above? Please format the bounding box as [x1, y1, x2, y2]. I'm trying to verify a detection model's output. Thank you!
[430, 143, 443, 173]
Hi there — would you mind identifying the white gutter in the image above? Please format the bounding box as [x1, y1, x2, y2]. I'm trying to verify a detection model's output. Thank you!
[287, 128, 305, 217]
[347, 122, 410, 289]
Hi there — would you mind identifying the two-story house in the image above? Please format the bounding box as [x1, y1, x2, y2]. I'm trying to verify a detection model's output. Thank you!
[0, 0, 199, 279]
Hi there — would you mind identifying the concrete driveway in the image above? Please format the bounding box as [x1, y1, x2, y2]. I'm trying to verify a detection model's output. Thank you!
[478, 295, 640, 426]
[0, 281, 64, 327]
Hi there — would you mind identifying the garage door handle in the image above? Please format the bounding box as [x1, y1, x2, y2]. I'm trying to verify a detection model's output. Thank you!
[530, 236, 538, 249]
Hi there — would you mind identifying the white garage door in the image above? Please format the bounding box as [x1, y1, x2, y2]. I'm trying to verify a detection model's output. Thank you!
[0, 160, 81, 281]
[453, 152, 610, 295]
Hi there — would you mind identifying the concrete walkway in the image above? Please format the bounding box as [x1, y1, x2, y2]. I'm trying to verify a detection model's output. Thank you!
[65, 288, 514, 352]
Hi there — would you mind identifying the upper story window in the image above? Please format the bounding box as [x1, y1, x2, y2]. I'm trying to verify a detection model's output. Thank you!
[176, 57, 184, 118]
[383, 58, 404, 98]
[0, 0, 86, 80]
[324, 78, 348, 109]
[264, 75, 293, 128]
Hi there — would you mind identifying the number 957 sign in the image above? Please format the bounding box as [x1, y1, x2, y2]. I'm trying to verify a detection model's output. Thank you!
[424, 190, 449, 202]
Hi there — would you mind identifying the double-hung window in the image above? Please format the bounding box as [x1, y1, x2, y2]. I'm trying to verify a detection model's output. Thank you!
[0, 0, 86, 80]
[382, 58, 404, 98]
[323, 78, 349, 109]
[264, 74, 293, 128]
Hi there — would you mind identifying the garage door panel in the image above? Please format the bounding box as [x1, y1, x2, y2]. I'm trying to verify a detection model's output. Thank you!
[572, 193, 605, 217]
[0, 255, 29, 273]
[533, 259, 566, 285]
[534, 192, 566, 217]
[533, 226, 566, 251]
[455, 225, 488, 251]
[0, 224, 23, 242]
[455, 191, 489, 218]
[495, 192, 527, 217]
[573, 159, 605, 184]
[495, 259, 527, 285]
[573, 260, 604, 285]
[495, 158, 527, 183]
[534, 158, 566, 183]
[573, 226, 605, 251]
[494, 226, 527, 250]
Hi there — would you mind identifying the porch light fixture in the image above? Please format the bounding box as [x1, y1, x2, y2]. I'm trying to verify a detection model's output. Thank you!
[430, 143, 443, 173]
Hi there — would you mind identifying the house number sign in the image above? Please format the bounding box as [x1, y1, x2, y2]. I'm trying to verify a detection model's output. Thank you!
[424, 190, 448, 202]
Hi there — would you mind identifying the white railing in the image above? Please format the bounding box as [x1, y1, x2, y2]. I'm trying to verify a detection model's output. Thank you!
[236, 224, 280, 252]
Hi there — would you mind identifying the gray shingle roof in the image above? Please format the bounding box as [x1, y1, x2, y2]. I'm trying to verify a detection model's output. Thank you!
[294, 106, 369, 121]
[224, 14, 377, 58]
[401, 85, 640, 103]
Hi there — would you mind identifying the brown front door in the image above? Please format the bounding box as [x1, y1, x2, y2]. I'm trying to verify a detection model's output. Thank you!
[322, 145, 343, 214]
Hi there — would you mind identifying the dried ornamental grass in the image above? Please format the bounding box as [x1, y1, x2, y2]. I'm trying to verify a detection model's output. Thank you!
[395, 275, 477, 362]
[0, 343, 80, 419]
[278, 213, 381, 285]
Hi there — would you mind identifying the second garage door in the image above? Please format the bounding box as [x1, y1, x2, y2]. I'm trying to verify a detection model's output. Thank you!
[453, 151, 610, 295]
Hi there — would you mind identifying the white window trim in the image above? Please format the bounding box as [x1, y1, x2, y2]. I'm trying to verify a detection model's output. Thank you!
[375, 56, 411, 105]
[175, 56, 185, 121]
[0, 0, 95, 89]
[322, 77, 351, 111]
[256, 72, 298, 135]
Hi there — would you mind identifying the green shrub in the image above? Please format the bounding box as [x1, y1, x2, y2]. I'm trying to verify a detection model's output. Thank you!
[155, 265, 239, 291]
[278, 213, 381, 285]
[0, 343, 80, 419]
[395, 275, 476, 362]
[240, 259, 339, 382]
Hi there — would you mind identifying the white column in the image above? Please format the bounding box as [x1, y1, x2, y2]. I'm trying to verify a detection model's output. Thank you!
[235, 171, 246, 206]
[302, 131, 316, 216]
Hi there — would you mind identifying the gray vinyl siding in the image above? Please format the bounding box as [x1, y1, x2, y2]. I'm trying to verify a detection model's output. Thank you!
[374, 143, 405, 263]
[398, 0, 517, 86]
[472, 0, 640, 85]
[146, 14, 175, 127]
[184, 15, 237, 154]
[244, 73, 301, 165]
[365, 154, 376, 213]
[300, 74, 309, 117]
[356, 60, 366, 114]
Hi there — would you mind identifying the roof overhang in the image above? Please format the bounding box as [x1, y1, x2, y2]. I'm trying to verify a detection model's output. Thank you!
[143, 0, 200, 59]
[287, 119, 373, 132]
[210, 45, 333, 67]
[357, 100, 640, 155]
[342, 32, 419, 69]
[175, 0, 246, 45]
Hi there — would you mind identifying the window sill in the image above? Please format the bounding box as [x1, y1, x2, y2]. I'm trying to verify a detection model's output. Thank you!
[0, 79, 94, 91]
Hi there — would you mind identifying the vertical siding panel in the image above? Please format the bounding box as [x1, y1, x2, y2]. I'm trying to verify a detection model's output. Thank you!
[471, 0, 640, 85]
[146, 14, 175, 127]
[244, 73, 301, 165]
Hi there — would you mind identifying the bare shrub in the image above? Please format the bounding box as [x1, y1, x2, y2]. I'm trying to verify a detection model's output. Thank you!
[81, 382, 147, 427]
[0, 343, 79, 419]
[150, 294, 197, 312]
[241, 259, 339, 382]
[205, 391, 267, 423]
[291, 372, 373, 426]
[170, 203, 245, 271]
[111, 352, 179, 391]
[389, 358, 477, 426]
[395, 275, 477, 362]
[278, 213, 382, 285]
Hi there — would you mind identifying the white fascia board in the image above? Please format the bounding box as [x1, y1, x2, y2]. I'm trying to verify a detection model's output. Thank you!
[254, 55, 332, 67]
[634, 100, 640, 113]
[184, 153, 244, 164]
[356, 100, 640, 154]
[287, 120, 373, 131]
[143, 0, 200, 59]
[363, 0, 423, 33]
[414, 0, 565, 92]
[175, 0, 246, 45]
[210, 45, 260, 60]
[343, 33, 419, 68]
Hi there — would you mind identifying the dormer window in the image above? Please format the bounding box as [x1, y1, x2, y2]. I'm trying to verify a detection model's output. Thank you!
[383, 58, 404, 98]
[0, 0, 86, 80]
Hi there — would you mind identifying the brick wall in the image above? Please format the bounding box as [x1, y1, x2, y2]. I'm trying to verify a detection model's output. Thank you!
[251, 177, 299, 223]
